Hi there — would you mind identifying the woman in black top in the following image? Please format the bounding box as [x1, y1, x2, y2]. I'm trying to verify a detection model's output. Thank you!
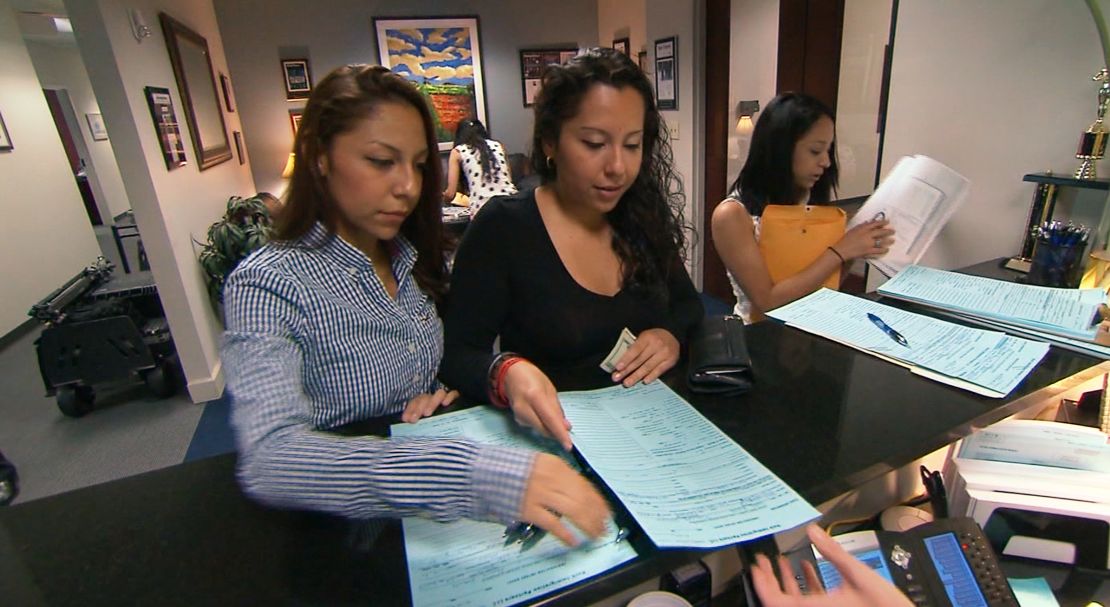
[441, 48, 702, 450]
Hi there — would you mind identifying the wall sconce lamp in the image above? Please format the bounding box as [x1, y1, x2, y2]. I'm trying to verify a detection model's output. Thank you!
[128, 8, 151, 42]
[282, 153, 296, 179]
[735, 100, 760, 135]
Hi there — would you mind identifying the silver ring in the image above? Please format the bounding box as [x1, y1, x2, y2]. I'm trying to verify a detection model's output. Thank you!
[874, 238, 882, 248]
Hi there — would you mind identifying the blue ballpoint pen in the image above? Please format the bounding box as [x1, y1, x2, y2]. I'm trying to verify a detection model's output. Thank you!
[867, 313, 909, 347]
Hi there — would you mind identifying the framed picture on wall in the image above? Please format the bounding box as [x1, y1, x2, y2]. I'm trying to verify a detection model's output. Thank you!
[0, 111, 11, 151]
[143, 86, 187, 170]
[519, 47, 578, 107]
[281, 59, 312, 100]
[373, 16, 487, 151]
[160, 12, 232, 170]
[86, 113, 109, 141]
[233, 130, 245, 165]
[654, 36, 677, 110]
[289, 108, 303, 135]
[220, 73, 235, 112]
[613, 37, 629, 56]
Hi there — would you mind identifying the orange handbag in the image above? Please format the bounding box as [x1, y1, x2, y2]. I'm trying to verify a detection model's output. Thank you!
[758, 204, 847, 290]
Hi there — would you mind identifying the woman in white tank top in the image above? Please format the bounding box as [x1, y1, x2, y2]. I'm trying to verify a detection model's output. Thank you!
[710, 93, 895, 323]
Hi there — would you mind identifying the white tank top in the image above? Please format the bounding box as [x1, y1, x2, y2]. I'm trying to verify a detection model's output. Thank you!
[723, 197, 761, 323]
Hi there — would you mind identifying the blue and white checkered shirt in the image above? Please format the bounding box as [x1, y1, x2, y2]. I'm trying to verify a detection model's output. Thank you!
[222, 222, 533, 523]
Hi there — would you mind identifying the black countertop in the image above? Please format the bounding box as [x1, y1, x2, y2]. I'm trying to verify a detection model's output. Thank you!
[1, 300, 1104, 606]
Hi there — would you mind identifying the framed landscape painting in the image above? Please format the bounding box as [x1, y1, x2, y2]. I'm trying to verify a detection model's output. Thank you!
[373, 16, 486, 151]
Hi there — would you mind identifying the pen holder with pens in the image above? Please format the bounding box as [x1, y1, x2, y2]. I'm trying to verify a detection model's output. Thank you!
[1027, 238, 1084, 288]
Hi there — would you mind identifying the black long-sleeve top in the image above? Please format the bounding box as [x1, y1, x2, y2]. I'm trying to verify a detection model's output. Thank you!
[440, 190, 704, 400]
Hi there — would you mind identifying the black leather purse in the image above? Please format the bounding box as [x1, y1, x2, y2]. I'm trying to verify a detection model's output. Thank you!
[687, 315, 754, 396]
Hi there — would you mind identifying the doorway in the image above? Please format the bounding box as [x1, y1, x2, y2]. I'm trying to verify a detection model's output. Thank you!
[42, 87, 106, 226]
[702, 0, 896, 302]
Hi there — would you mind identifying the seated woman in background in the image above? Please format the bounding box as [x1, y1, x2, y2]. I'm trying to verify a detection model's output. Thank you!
[440, 48, 703, 435]
[711, 92, 895, 322]
[442, 119, 518, 213]
[221, 64, 607, 547]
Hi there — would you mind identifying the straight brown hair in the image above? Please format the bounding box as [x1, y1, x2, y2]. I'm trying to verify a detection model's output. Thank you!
[276, 64, 450, 302]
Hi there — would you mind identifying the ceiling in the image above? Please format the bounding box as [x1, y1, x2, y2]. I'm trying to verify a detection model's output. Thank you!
[11, 0, 74, 46]
[10, 0, 66, 14]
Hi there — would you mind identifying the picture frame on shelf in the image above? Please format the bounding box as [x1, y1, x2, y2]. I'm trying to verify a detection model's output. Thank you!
[0, 111, 11, 151]
[281, 59, 312, 100]
[654, 36, 677, 110]
[613, 37, 629, 56]
[86, 113, 108, 141]
[289, 108, 303, 135]
[143, 86, 187, 170]
[373, 16, 486, 151]
[519, 47, 578, 107]
[219, 73, 235, 112]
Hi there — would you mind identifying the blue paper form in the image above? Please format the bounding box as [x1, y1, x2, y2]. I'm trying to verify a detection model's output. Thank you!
[1007, 577, 1060, 607]
[878, 265, 1105, 341]
[559, 382, 820, 548]
[391, 408, 637, 607]
[767, 289, 1049, 396]
[958, 419, 1110, 473]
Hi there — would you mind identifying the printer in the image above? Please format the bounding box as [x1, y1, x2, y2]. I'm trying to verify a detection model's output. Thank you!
[943, 419, 1110, 570]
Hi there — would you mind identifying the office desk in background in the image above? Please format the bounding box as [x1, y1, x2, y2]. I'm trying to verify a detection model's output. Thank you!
[1, 316, 1103, 606]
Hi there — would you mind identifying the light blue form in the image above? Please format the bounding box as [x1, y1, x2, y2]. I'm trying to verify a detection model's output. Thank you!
[958, 420, 1110, 473]
[1007, 577, 1060, 607]
[878, 265, 1105, 341]
[391, 408, 637, 607]
[559, 382, 820, 549]
[768, 289, 1049, 396]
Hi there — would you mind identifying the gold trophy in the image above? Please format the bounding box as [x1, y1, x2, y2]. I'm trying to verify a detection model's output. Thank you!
[1075, 68, 1110, 179]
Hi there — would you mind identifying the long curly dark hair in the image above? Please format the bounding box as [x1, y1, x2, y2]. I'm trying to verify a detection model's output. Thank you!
[730, 92, 839, 217]
[275, 64, 449, 304]
[530, 47, 688, 294]
[453, 119, 500, 179]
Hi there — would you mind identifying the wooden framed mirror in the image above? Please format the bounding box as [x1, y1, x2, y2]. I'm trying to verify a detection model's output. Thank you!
[159, 13, 232, 170]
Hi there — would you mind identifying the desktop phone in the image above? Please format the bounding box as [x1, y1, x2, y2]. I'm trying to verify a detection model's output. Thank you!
[746, 518, 1019, 607]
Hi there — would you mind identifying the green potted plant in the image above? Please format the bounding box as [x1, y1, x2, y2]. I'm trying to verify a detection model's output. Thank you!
[197, 194, 275, 319]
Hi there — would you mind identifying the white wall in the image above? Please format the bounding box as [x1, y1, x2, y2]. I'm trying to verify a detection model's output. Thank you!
[0, 0, 102, 336]
[646, 0, 703, 285]
[213, 0, 599, 197]
[881, 0, 1107, 270]
[25, 39, 132, 221]
[726, 0, 779, 194]
[598, 0, 647, 59]
[67, 0, 256, 402]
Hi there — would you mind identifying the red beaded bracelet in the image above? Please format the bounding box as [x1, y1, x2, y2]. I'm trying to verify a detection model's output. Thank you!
[486, 352, 521, 407]
[492, 356, 525, 408]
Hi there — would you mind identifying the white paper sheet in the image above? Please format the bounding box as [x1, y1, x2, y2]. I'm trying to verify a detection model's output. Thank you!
[848, 156, 970, 276]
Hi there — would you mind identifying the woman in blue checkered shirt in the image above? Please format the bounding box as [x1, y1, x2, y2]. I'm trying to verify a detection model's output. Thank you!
[221, 65, 608, 546]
